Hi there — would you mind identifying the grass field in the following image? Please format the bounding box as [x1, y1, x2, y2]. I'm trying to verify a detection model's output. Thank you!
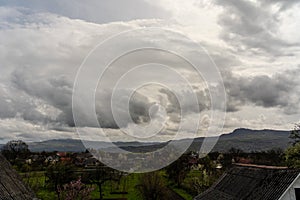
[20, 169, 208, 200]
[21, 172, 180, 200]
[90, 173, 140, 200]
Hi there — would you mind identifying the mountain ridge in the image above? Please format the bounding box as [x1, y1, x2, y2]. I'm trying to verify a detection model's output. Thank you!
[6, 128, 292, 152]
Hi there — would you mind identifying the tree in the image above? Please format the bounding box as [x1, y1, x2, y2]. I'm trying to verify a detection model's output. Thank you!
[228, 147, 244, 156]
[135, 172, 168, 200]
[58, 177, 94, 200]
[45, 163, 76, 199]
[290, 123, 300, 145]
[285, 143, 300, 168]
[165, 154, 190, 188]
[82, 165, 122, 200]
[199, 155, 215, 175]
[1, 140, 30, 160]
[188, 174, 210, 195]
[285, 124, 300, 168]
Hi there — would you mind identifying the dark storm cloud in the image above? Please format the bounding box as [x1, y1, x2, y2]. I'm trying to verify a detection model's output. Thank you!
[215, 0, 300, 56]
[223, 67, 300, 114]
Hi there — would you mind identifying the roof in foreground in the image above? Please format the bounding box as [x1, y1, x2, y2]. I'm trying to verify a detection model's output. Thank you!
[194, 164, 300, 200]
[0, 154, 36, 200]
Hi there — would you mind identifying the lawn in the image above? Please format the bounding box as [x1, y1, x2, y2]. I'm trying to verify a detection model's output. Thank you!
[21, 171, 141, 200]
[90, 173, 140, 200]
[20, 170, 192, 200]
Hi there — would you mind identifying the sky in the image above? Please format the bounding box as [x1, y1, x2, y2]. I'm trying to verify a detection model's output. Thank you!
[0, 0, 300, 143]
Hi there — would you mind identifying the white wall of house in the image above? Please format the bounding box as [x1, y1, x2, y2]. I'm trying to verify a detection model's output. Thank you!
[280, 174, 300, 200]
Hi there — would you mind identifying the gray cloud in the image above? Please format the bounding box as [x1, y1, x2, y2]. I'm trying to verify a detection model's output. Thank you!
[261, 0, 300, 10]
[0, 81, 60, 125]
[11, 67, 73, 125]
[159, 88, 211, 116]
[0, 0, 170, 24]
[129, 92, 152, 124]
[9, 63, 300, 133]
[10, 66, 158, 129]
[0, 7, 170, 130]
[215, 0, 300, 57]
[224, 67, 300, 114]
[0, 3, 300, 142]
[95, 89, 155, 129]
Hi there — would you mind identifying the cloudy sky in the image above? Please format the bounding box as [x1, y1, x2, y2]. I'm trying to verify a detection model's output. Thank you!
[0, 0, 300, 143]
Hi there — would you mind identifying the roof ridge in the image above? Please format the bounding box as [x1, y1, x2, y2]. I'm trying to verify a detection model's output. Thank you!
[233, 163, 289, 169]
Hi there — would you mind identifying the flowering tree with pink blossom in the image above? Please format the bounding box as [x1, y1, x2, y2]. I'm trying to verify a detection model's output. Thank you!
[58, 177, 94, 200]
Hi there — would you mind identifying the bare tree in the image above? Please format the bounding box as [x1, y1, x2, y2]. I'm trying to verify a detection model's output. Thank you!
[82, 165, 122, 200]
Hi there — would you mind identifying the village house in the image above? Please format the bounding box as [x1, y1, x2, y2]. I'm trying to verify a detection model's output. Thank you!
[194, 163, 300, 200]
[0, 154, 36, 200]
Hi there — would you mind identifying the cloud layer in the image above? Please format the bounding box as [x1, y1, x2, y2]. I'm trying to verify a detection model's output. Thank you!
[0, 1, 300, 142]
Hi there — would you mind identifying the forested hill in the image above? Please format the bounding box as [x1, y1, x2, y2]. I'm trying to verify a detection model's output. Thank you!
[189, 128, 292, 152]
[10, 128, 292, 152]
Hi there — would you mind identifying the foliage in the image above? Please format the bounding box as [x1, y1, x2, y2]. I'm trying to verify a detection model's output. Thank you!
[290, 123, 300, 145]
[135, 172, 168, 200]
[1, 140, 30, 160]
[171, 187, 193, 200]
[250, 148, 284, 166]
[228, 147, 244, 155]
[22, 171, 43, 193]
[58, 177, 94, 200]
[165, 153, 190, 187]
[199, 156, 215, 173]
[285, 142, 300, 168]
[285, 123, 300, 168]
[45, 163, 76, 199]
[186, 170, 210, 195]
[82, 165, 123, 200]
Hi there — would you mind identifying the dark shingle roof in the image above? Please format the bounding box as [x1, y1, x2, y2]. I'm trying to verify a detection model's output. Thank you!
[0, 154, 36, 200]
[194, 164, 300, 200]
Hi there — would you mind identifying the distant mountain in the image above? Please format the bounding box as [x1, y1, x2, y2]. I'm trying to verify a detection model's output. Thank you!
[26, 128, 293, 153]
[28, 139, 86, 152]
[27, 139, 160, 152]
[189, 128, 292, 152]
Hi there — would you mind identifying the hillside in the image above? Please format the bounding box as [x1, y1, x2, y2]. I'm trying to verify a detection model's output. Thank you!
[24, 128, 292, 152]
[190, 128, 292, 152]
